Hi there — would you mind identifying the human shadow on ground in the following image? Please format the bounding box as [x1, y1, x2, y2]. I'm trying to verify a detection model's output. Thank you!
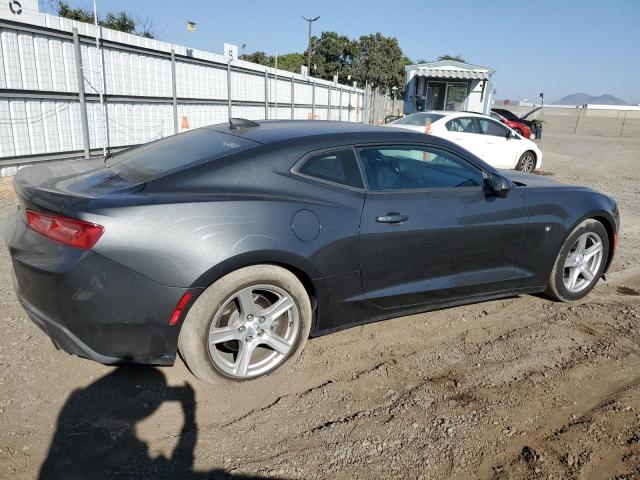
[39, 366, 274, 480]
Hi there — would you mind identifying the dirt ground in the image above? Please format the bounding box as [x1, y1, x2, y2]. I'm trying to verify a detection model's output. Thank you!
[1, 132, 639, 480]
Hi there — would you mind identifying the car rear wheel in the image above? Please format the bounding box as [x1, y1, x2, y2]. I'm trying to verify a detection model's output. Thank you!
[514, 128, 524, 136]
[516, 151, 536, 173]
[546, 219, 609, 302]
[178, 265, 312, 384]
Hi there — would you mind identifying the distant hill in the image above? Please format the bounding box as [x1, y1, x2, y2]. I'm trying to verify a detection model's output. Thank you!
[554, 93, 629, 106]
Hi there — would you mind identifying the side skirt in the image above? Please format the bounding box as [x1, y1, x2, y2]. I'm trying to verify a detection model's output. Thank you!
[311, 286, 547, 338]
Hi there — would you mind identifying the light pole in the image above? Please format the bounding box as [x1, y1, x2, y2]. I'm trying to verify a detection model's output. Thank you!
[302, 16, 320, 73]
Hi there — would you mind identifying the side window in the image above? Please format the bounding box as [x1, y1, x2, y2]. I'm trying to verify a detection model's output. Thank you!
[357, 146, 484, 191]
[478, 118, 508, 137]
[298, 149, 364, 189]
[446, 117, 478, 133]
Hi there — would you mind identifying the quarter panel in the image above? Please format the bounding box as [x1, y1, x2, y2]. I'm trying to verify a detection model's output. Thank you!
[80, 179, 365, 289]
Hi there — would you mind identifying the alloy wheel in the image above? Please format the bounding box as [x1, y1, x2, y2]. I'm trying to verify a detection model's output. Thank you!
[519, 153, 535, 173]
[563, 232, 604, 293]
[207, 284, 299, 379]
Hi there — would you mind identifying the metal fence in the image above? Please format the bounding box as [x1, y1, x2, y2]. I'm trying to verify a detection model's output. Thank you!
[0, 13, 392, 170]
[497, 105, 640, 138]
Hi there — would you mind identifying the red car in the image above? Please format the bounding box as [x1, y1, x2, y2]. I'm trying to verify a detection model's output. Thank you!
[490, 110, 534, 139]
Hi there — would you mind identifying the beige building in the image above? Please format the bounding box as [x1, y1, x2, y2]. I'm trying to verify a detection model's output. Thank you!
[403, 60, 495, 115]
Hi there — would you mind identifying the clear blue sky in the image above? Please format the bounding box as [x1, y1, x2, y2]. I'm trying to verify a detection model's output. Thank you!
[40, 0, 640, 103]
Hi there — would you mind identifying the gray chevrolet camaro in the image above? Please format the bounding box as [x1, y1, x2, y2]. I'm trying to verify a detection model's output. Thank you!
[5, 120, 619, 384]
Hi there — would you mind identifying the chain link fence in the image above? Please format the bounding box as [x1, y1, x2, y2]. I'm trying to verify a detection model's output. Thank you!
[498, 105, 640, 138]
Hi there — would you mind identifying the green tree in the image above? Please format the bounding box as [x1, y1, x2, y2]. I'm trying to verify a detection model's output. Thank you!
[306, 31, 356, 81]
[242, 52, 305, 75]
[437, 54, 467, 63]
[274, 53, 306, 74]
[351, 33, 406, 92]
[54, 1, 155, 38]
[243, 51, 270, 66]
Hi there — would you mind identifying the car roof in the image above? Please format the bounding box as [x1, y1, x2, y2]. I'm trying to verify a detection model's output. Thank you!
[206, 120, 403, 145]
[204, 120, 456, 149]
[402, 111, 491, 121]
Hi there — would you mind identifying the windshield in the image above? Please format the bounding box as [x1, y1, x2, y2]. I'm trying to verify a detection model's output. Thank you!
[107, 128, 259, 181]
[392, 113, 445, 126]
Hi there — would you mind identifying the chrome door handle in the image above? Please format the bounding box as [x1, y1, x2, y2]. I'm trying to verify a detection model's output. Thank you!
[376, 213, 409, 224]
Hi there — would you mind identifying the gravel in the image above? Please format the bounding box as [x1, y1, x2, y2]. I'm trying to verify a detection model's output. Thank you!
[0, 132, 639, 479]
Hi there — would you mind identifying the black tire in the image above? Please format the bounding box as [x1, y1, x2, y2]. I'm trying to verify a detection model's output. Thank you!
[545, 219, 609, 302]
[516, 151, 537, 173]
[178, 265, 312, 384]
[514, 128, 524, 136]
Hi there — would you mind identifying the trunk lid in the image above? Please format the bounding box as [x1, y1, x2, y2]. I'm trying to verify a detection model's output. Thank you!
[14, 158, 144, 214]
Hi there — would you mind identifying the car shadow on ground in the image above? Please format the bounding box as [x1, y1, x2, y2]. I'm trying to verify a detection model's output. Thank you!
[39, 366, 273, 480]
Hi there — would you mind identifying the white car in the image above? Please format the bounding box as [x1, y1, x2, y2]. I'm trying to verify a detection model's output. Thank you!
[388, 111, 542, 173]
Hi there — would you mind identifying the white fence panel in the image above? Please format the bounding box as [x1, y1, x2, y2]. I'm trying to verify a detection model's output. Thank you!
[0, 12, 390, 167]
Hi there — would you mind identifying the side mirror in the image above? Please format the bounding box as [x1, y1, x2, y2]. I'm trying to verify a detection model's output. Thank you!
[505, 129, 513, 140]
[484, 173, 511, 198]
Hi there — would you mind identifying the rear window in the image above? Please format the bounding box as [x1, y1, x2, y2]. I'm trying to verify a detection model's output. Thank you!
[392, 113, 444, 126]
[107, 128, 258, 180]
[298, 149, 364, 189]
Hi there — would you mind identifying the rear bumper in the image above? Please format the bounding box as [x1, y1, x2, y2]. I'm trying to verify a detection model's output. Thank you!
[19, 294, 124, 364]
[5, 209, 197, 365]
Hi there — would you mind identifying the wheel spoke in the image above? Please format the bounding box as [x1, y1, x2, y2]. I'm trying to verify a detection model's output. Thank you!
[261, 333, 291, 355]
[567, 267, 580, 290]
[581, 267, 595, 282]
[583, 242, 602, 261]
[209, 326, 241, 345]
[564, 254, 577, 268]
[235, 288, 256, 316]
[576, 235, 588, 255]
[261, 296, 294, 324]
[233, 342, 256, 377]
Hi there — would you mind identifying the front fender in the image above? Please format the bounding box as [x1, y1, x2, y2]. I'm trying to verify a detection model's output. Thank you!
[519, 188, 617, 287]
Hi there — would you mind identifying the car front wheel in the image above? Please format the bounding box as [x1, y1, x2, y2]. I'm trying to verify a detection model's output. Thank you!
[516, 151, 537, 173]
[546, 219, 609, 302]
[178, 265, 312, 384]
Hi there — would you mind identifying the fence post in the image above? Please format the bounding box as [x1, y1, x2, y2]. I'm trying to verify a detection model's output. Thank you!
[264, 70, 269, 119]
[95, 25, 109, 156]
[355, 90, 360, 123]
[311, 80, 316, 119]
[363, 82, 368, 123]
[227, 58, 232, 120]
[328, 83, 332, 121]
[338, 87, 342, 121]
[72, 28, 91, 159]
[170, 49, 178, 134]
[619, 110, 628, 137]
[348, 89, 352, 122]
[574, 106, 584, 135]
[290, 77, 295, 119]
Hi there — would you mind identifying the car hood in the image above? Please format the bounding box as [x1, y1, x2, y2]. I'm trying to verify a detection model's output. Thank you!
[501, 170, 572, 188]
[521, 106, 542, 120]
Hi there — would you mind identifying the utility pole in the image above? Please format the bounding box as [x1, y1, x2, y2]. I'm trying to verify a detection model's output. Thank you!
[302, 16, 320, 73]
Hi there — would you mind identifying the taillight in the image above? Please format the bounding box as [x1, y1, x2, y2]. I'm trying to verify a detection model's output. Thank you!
[169, 292, 193, 325]
[26, 210, 104, 249]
